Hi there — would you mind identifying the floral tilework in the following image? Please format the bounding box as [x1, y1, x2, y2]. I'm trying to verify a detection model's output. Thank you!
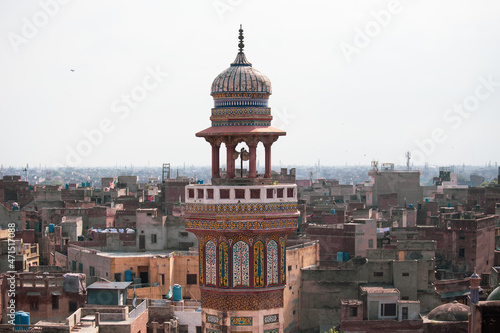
[281, 240, 286, 284]
[254, 241, 264, 287]
[230, 317, 252, 326]
[219, 242, 229, 287]
[205, 240, 216, 286]
[206, 314, 219, 324]
[233, 241, 250, 287]
[263, 314, 279, 324]
[185, 218, 297, 231]
[267, 240, 279, 285]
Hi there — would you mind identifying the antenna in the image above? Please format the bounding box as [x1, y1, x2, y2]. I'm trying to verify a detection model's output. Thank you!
[23, 164, 29, 182]
[405, 151, 411, 170]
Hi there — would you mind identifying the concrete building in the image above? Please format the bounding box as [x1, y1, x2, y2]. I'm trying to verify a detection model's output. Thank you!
[340, 286, 423, 333]
[0, 272, 86, 324]
[365, 165, 423, 208]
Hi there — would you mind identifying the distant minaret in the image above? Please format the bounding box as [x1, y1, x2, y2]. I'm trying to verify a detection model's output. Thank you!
[470, 269, 481, 304]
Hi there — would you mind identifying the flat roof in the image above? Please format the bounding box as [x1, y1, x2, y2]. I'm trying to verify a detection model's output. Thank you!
[87, 282, 132, 290]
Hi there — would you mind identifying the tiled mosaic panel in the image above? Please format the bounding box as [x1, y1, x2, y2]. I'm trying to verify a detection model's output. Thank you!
[230, 317, 252, 326]
[264, 314, 279, 324]
[264, 330, 279, 333]
[205, 240, 216, 285]
[206, 314, 219, 324]
[254, 241, 264, 287]
[233, 241, 250, 287]
[185, 218, 297, 231]
[281, 241, 286, 284]
[185, 202, 297, 214]
[201, 289, 283, 311]
[219, 242, 229, 287]
[199, 240, 204, 285]
[267, 240, 279, 285]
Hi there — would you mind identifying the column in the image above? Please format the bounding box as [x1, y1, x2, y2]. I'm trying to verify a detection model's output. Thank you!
[264, 142, 272, 178]
[211, 142, 220, 179]
[248, 144, 257, 178]
[226, 143, 236, 179]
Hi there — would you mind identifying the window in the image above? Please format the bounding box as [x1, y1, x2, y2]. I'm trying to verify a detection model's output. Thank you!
[89, 266, 95, 277]
[78, 263, 83, 272]
[459, 235, 465, 240]
[380, 303, 396, 317]
[267, 189, 274, 199]
[114, 273, 122, 281]
[287, 188, 294, 198]
[235, 189, 245, 199]
[30, 298, 39, 310]
[72, 260, 76, 271]
[374, 271, 383, 277]
[197, 189, 204, 199]
[459, 248, 465, 258]
[26, 221, 30, 229]
[160, 274, 165, 285]
[288, 265, 292, 271]
[69, 301, 77, 312]
[186, 274, 197, 285]
[151, 234, 157, 244]
[250, 189, 261, 199]
[52, 295, 59, 309]
[349, 306, 358, 317]
[402, 296, 409, 300]
[402, 272, 409, 277]
[368, 239, 373, 249]
[188, 189, 194, 198]
[207, 189, 214, 199]
[402, 307, 408, 320]
[277, 188, 284, 198]
[220, 189, 230, 199]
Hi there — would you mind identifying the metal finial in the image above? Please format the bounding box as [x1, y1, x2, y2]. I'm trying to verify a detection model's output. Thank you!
[238, 24, 244, 52]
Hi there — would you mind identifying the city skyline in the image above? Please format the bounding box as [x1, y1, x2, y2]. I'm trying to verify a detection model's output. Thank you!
[1, 0, 500, 168]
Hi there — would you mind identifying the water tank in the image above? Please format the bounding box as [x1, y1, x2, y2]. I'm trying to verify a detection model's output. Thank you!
[343, 252, 349, 262]
[124, 270, 133, 282]
[336, 252, 343, 262]
[65, 184, 69, 189]
[81, 182, 85, 187]
[133, 277, 142, 285]
[448, 203, 451, 207]
[48, 224, 55, 233]
[425, 198, 429, 202]
[14, 311, 29, 331]
[408, 204, 414, 208]
[172, 284, 182, 301]
[331, 208, 335, 214]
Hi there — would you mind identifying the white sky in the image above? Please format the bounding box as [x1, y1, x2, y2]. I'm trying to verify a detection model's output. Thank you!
[1, 0, 500, 168]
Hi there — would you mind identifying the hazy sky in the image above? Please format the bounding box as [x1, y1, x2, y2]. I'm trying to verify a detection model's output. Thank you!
[1, 0, 500, 168]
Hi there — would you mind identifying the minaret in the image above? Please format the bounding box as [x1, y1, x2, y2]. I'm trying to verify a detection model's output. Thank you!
[184, 26, 298, 332]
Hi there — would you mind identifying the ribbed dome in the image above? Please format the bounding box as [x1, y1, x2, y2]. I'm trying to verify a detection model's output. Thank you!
[211, 52, 272, 94]
[487, 286, 500, 301]
[427, 301, 469, 321]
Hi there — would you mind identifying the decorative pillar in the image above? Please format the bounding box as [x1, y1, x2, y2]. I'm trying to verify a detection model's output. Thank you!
[226, 142, 236, 179]
[264, 142, 272, 178]
[247, 137, 258, 179]
[211, 142, 221, 179]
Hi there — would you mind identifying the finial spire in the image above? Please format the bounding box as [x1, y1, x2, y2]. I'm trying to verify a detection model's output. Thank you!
[238, 24, 244, 53]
